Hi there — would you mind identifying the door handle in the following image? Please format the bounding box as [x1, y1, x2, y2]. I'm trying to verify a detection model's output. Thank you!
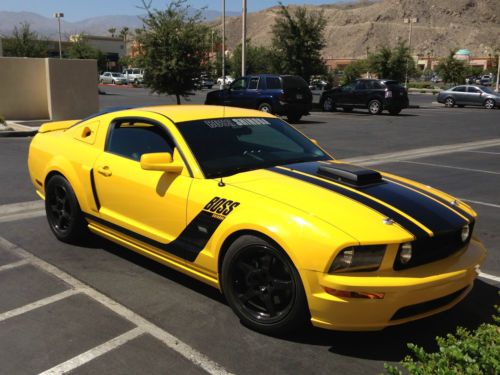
[97, 166, 112, 177]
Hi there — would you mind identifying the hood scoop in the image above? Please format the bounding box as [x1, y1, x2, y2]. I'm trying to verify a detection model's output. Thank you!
[317, 163, 383, 187]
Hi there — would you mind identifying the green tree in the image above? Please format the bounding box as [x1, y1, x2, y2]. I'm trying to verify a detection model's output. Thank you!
[119, 27, 129, 41]
[271, 3, 327, 82]
[108, 28, 117, 37]
[137, 0, 211, 104]
[229, 41, 274, 78]
[368, 41, 416, 82]
[68, 35, 99, 59]
[3, 22, 48, 57]
[435, 50, 467, 85]
[342, 60, 367, 84]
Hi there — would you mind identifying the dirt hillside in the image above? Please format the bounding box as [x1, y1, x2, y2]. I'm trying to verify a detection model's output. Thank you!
[222, 0, 500, 58]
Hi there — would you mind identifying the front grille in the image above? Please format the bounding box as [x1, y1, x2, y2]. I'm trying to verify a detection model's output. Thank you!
[391, 287, 468, 321]
[394, 222, 474, 270]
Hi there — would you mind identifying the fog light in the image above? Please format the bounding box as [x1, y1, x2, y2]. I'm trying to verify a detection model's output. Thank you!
[342, 248, 354, 266]
[399, 242, 413, 264]
[461, 224, 470, 242]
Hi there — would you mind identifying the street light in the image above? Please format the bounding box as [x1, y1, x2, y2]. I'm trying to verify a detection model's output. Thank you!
[54, 12, 64, 59]
[403, 17, 418, 88]
[241, 0, 247, 77]
[221, 0, 225, 89]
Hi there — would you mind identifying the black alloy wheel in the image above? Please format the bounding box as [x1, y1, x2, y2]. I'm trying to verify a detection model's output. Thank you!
[222, 235, 308, 335]
[45, 175, 88, 243]
[322, 96, 335, 112]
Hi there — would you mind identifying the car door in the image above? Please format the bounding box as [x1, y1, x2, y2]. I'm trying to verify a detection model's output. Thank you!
[336, 82, 356, 106]
[93, 117, 192, 255]
[451, 86, 467, 104]
[243, 76, 261, 109]
[353, 80, 369, 107]
[224, 77, 248, 108]
[466, 86, 483, 106]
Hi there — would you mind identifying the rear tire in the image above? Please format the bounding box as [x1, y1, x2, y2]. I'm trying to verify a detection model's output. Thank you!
[388, 108, 402, 115]
[368, 99, 382, 115]
[45, 175, 88, 244]
[258, 102, 273, 113]
[445, 97, 455, 108]
[322, 97, 335, 112]
[221, 235, 309, 335]
[286, 113, 302, 123]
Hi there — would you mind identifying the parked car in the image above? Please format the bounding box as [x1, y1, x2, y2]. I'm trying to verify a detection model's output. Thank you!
[29, 105, 485, 334]
[479, 74, 494, 86]
[216, 76, 235, 86]
[122, 68, 144, 84]
[100, 72, 127, 85]
[320, 79, 409, 115]
[309, 79, 329, 90]
[194, 75, 215, 89]
[437, 85, 499, 109]
[205, 74, 313, 122]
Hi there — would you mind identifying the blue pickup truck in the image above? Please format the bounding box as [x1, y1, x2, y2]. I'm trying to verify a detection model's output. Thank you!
[205, 74, 313, 122]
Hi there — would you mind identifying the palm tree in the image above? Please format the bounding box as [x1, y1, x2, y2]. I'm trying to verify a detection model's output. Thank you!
[108, 27, 116, 37]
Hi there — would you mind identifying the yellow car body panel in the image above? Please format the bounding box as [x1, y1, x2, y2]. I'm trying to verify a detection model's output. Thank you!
[28, 105, 487, 331]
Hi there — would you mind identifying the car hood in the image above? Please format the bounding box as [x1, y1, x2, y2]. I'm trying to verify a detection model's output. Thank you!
[225, 160, 473, 243]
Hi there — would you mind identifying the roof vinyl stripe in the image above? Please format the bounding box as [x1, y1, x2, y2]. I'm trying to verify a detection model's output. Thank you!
[268, 166, 430, 239]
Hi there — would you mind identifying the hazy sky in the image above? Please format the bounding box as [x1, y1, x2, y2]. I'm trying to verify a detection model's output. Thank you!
[0, 1, 343, 21]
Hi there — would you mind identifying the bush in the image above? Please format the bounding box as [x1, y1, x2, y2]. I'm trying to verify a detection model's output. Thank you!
[0, 115, 5, 125]
[385, 305, 500, 375]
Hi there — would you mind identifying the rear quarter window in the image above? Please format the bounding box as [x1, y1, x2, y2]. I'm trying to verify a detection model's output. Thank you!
[266, 77, 282, 90]
[282, 76, 309, 90]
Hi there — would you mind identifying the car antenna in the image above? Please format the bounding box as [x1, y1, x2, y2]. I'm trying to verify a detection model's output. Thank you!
[218, 178, 225, 187]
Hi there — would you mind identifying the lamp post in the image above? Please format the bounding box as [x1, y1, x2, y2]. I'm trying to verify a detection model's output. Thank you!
[403, 17, 418, 88]
[241, 0, 247, 77]
[496, 54, 500, 92]
[221, 0, 225, 89]
[54, 12, 64, 59]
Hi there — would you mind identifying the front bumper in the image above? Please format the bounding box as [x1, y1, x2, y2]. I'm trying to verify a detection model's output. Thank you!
[302, 238, 486, 331]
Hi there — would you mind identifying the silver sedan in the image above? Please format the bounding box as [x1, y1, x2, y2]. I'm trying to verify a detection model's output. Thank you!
[437, 85, 499, 109]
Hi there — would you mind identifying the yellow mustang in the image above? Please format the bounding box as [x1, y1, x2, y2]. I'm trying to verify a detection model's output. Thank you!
[28, 105, 486, 334]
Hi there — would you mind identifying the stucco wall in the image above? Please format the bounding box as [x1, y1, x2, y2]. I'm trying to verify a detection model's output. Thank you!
[46, 58, 98, 120]
[0, 57, 98, 121]
[0, 57, 49, 120]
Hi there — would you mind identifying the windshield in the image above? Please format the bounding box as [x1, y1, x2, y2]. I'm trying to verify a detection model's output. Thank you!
[176, 118, 330, 178]
[479, 86, 496, 94]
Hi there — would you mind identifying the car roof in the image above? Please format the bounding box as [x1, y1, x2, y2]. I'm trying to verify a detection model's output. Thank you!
[102, 105, 276, 123]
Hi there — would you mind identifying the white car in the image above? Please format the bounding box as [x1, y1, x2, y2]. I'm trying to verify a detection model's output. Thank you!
[122, 68, 144, 84]
[100, 72, 127, 85]
[216, 76, 234, 86]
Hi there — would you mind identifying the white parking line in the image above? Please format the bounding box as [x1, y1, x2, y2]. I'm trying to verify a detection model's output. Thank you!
[39, 327, 144, 375]
[0, 259, 30, 272]
[400, 160, 500, 175]
[0, 289, 79, 323]
[344, 138, 500, 166]
[459, 198, 500, 209]
[0, 236, 232, 375]
[0, 200, 45, 223]
[465, 150, 500, 155]
[0, 210, 46, 223]
[479, 272, 500, 284]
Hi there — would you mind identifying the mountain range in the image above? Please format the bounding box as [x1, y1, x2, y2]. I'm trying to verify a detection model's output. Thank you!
[1, 0, 499, 59]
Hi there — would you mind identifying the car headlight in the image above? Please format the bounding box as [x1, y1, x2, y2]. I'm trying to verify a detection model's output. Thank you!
[329, 245, 386, 273]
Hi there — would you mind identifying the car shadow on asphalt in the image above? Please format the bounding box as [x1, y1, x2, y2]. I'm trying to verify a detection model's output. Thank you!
[334, 111, 419, 117]
[287, 280, 498, 362]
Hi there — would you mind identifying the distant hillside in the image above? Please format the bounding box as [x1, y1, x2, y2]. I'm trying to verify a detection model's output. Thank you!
[0, 9, 239, 40]
[222, 0, 500, 58]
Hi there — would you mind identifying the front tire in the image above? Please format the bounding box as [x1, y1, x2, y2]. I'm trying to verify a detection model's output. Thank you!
[221, 235, 308, 335]
[368, 99, 382, 115]
[322, 97, 335, 112]
[484, 99, 496, 109]
[45, 175, 88, 243]
[286, 113, 302, 123]
[445, 97, 455, 108]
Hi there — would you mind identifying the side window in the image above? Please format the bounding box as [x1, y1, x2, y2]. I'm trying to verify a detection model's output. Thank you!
[107, 120, 174, 161]
[468, 87, 480, 93]
[356, 81, 367, 90]
[248, 77, 259, 90]
[266, 77, 282, 90]
[453, 86, 466, 92]
[372, 81, 383, 89]
[230, 78, 247, 90]
[341, 82, 356, 92]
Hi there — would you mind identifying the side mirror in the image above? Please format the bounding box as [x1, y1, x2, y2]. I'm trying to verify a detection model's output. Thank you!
[140, 152, 183, 173]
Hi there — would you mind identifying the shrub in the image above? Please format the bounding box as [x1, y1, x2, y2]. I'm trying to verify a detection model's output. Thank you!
[0, 115, 5, 125]
[385, 305, 500, 374]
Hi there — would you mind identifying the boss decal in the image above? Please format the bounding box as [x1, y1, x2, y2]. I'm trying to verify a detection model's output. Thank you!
[204, 197, 240, 219]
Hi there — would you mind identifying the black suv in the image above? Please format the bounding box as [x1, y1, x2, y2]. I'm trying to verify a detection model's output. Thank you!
[205, 74, 312, 122]
[320, 79, 409, 115]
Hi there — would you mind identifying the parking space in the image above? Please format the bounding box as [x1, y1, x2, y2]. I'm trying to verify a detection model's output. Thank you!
[1, 88, 499, 374]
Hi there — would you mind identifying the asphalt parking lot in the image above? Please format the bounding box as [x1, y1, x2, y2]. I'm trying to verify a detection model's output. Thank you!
[0, 86, 499, 374]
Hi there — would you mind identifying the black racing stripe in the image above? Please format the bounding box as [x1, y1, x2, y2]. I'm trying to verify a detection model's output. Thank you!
[85, 210, 223, 262]
[282, 162, 469, 234]
[384, 177, 474, 222]
[269, 167, 429, 239]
